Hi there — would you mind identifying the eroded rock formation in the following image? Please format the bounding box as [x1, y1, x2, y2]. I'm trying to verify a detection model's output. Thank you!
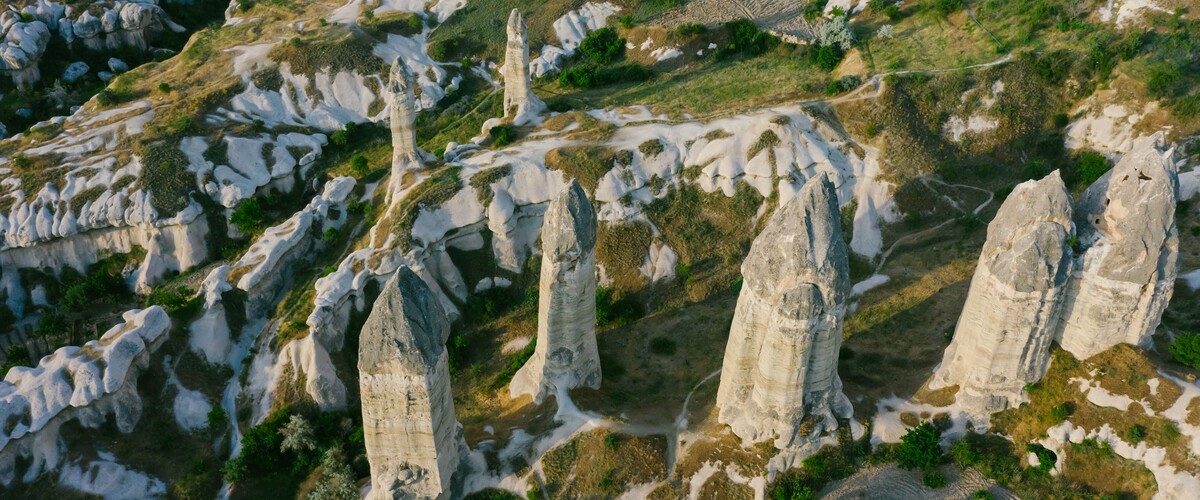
[510, 180, 601, 403]
[0, 307, 170, 485]
[387, 57, 421, 205]
[930, 172, 1074, 415]
[715, 174, 853, 450]
[1057, 135, 1179, 359]
[359, 267, 465, 500]
[0, 16, 50, 89]
[501, 9, 545, 126]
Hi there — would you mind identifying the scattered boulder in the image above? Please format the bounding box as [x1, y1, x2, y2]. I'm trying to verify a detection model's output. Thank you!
[359, 267, 466, 500]
[0, 17, 51, 89]
[61, 61, 89, 83]
[930, 171, 1074, 415]
[510, 179, 602, 404]
[107, 57, 129, 73]
[715, 174, 853, 452]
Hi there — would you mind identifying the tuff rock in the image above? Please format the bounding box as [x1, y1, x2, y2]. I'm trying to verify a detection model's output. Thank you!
[501, 9, 545, 126]
[387, 57, 421, 205]
[930, 171, 1074, 415]
[510, 179, 601, 403]
[359, 267, 466, 500]
[715, 174, 853, 451]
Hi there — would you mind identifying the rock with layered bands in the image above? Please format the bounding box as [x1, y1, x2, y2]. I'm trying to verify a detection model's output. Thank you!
[1057, 134, 1179, 359]
[510, 180, 601, 403]
[359, 267, 465, 500]
[929, 171, 1074, 415]
[0, 18, 50, 89]
[715, 174, 853, 451]
[501, 9, 545, 126]
[387, 57, 421, 205]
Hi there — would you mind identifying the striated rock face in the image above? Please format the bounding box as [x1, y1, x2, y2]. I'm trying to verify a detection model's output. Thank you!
[930, 172, 1074, 415]
[359, 267, 465, 500]
[1057, 135, 1179, 359]
[387, 57, 421, 204]
[501, 9, 545, 126]
[510, 180, 601, 403]
[0, 307, 170, 485]
[0, 17, 50, 89]
[715, 174, 852, 450]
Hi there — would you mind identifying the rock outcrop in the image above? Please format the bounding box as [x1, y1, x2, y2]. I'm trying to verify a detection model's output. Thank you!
[501, 9, 545, 126]
[359, 267, 465, 500]
[387, 57, 421, 204]
[0, 16, 50, 89]
[0, 307, 170, 485]
[715, 174, 853, 450]
[70, 1, 183, 52]
[510, 180, 601, 403]
[1057, 135, 1179, 359]
[929, 172, 1074, 415]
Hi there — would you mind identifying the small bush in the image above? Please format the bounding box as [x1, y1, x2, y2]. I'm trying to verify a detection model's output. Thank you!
[809, 45, 844, 71]
[675, 23, 707, 37]
[158, 82, 172, 93]
[1170, 332, 1200, 370]
[579, 27, 625, 65]
[897, 423, 943, 469]
[922, 470, 946, 488]
[603, 433, 620, 450]
[929, 0, 964, 15]
[717, 19, 778, 59]
[1025, 443, 1057, 473]
[230, 198, 265, 234]
[350, 155, 370, 177]
[558, 64, 653, 89]
[618, 15, 635, 29]
[973, 491, 994, 500]
[1125, 424, 1147, 444]
[490, 124, 517, 147]
[1050, 402, 1073, 424]
[1076, 151, 1110, 187]
[207, 406, 227, 429]
[884, 5, 903, 20]
[649, 336, 677, 356]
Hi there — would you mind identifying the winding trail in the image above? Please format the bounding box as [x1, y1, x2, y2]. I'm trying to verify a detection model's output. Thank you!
[871, 178, 994, 275]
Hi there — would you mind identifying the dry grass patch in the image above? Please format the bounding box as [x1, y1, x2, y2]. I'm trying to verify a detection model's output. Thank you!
[698, 471, 753, 500]
[595, 221, 653, 295]
[544, 145, 619, 193]
[539, 429, 669, 499]
[1062, 440, 1157, 500]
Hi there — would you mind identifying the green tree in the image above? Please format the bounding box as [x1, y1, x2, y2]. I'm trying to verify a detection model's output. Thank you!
[579, 27, 625, 65]
[897, 422, 943, 469]
[1170, 332, 1200, 370]
[230, 198, 264, 233]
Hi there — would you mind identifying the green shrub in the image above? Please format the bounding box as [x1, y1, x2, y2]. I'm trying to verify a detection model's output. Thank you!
[158, 82, 172, 93]
[207, 406, 227, 430]
[1170, 332, 1200, 370]
[595, 286, 642, 328]
[489, 124, 517, 147]
[603, 433, 620, 450]
[922, 470, 946, 488]
[803, 0, 828, 21]
[1146, 62, 1181, 97]
[430, 37, 463, 61]
[148, 285, 199, 315]
[350, 155, 370, 177]
[1076, 151, 1110, 187]
[884, 5, 903, 20]
[675, 23, 707, 37]
[618, 15, 635, 29]
[322, 228, 340, 243]
[230, 198, 265, 234]
[1025, 443, 1057, 474]
[649, 336, 677, 356]
[1050, 402, 1074, 424]
[717, 19, 779, 59]
[579, 27, 625, 65]
[929, 0, 964, 15]
[809, 45, 844, 71]
[973, 491, 994, 500]
[1125, 424, 1147, 444]
[558, 64, 653, 89]
[897, 422, 943, 469]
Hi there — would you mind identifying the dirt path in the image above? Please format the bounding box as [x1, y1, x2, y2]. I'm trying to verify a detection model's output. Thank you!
[819, 463, 1018, 500]
[872, 178, 994, 274]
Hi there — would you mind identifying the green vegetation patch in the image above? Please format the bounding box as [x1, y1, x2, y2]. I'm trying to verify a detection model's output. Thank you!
[544, 145, 619, 193]
[392, 166, 464, 251]
[269, 26, 385, 76]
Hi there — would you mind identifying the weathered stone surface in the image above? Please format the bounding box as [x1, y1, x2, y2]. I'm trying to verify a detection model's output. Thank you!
[0, 18, 50, 89]
[359, 267, 465, 500]
[930, 171, 1074, 415]
[510, 180, 601, 403]
[387, 57, 421, 204]
[1057, 134, 1179, 359]
[715, 174, 853, 450]
[501, 9, 545, 126]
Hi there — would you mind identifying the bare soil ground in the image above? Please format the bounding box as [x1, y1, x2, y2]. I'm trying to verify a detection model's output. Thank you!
[820, 464, 1015, 500]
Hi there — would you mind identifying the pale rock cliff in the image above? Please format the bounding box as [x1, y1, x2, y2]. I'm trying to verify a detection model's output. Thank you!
[359, 267, 465, 500]
[509, 179, 602, 404]
[501, 9, 545, 126]
[715, 174, 853, 451]
[387, 57, 421, 205]
[1057, 134, 1179, 359]
[929, 171, 1075, 415]
[0, 307, 170, 485]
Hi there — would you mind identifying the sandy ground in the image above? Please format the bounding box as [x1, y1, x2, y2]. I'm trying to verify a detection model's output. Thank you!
[654, 0, 817, 41]
[820, 464, 1018, 500]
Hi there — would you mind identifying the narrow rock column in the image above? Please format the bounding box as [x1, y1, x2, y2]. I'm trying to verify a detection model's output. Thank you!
[359, 267, 465, 500]
[1057, 134, 1179, 359]
[929, 171, 1074, 415]
[510, 180, 601, 403]
[386, 57, 421, 204]
[501, 9, 545, 125]
[715, 174, 853, 450]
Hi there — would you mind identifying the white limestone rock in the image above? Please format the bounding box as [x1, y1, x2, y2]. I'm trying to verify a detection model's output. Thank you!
[387, 57, 421, 205]
[501, 9, 545, 126]
[510, 180, 601, 404]
[930, 171, 1074, 415]
[715, 174, 853, 451]
[1057, 134, 1180, 359]
[0, 18, 51, 89]
[0, 307, 170, 485]
[359, 267, 465, 500]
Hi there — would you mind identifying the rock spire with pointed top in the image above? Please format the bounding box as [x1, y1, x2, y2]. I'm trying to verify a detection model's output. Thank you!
[929, 171, 1074, 415]
[715, 174, 853, 452]
[510, 179, 601, 403]
[359, 267, 466, 500]
[501, 9, 545, 125]
[387, 57, 421, 204]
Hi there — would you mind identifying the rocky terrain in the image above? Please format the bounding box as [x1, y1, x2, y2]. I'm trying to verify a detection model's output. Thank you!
[0, 0, 1197, 499]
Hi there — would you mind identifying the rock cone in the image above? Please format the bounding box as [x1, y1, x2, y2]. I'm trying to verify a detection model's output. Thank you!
[715, 174, 853, 450]
[501, 9, 545, 125]
[510, 179, 601, 403]
[359, 267, 465, 500]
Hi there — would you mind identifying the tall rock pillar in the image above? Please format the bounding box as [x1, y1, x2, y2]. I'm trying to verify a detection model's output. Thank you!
[510, 180, 601, 403]
[359, 267, 465, 500]
[501, 9, 545, 125]
[387, 57, 421, 205]
[715, 174, 853, 451]
[929, 171, 1074, 415]
[1057, 134, 1179, 359]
